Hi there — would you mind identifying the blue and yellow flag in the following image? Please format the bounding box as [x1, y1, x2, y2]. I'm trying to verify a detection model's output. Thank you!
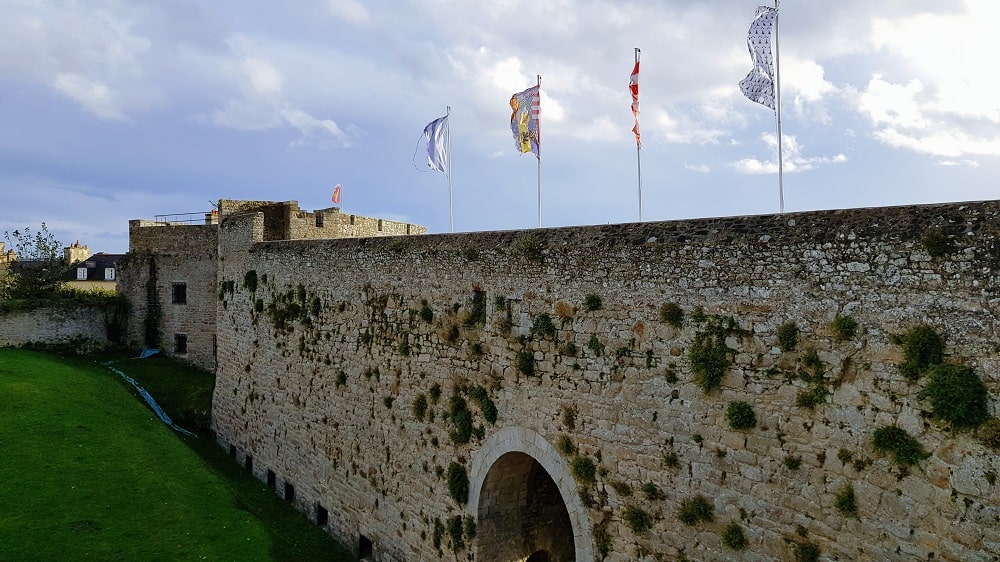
[509, 85, 540, 159]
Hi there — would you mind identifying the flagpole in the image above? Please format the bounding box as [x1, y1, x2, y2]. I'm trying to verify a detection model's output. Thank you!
[536, 74, 542, 228]
[446, 106, 453, 233]
[774, 0, 784, 213]
[635, 48, 643, 222]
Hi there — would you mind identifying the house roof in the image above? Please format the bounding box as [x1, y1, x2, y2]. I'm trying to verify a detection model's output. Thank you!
[68, 252, 125, 282]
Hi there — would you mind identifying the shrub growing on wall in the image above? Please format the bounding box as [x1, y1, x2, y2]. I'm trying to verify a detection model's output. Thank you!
[794, 542, 821, 562]
[531, 313, 556, 338]
[689, 319, 738, 393]
[895, 324, 944, 380]
[468, 385, 498, 425]
[516, 350, 535, 376]
[623, 505, 651, 533]
[412, 393, 428, 421]
[659, 302, 684, 327]
[592, 524, 612, 559]
[570, 456, 596, 484]
[726, 401, 757, 430]
[678, 495, 714, 525]
[448, 395, 473, 444]
[446, 462, 468, 505]
[872, 426, 929, 468]
[918, 364, 989, 429]
[979, 418, 1000, 450]
[831, 315, 858, 341]
[587, 334, 605, 356]
[777, 321, 799, 352]
[721, 521, 748, 550]
[834, 484, 858, 517]
[922, 228, 952, 258]
[582, 293, 603, 312]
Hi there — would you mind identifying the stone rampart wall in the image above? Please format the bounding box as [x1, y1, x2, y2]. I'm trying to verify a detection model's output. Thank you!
[0, 305, 110, 349]
[212, 201, 1000, 561]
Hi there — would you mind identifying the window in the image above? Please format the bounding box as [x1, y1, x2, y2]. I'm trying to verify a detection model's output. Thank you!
[104, 268, 115, 281]
[315, 213, 324, 227]
[76, 268, 87, 280]
[316, 504, 328, 526]
[171, 282, 187, 304]
[359, 535, 373, 559]
[174, 334, 188, 354]
[266, 470, 276, 490]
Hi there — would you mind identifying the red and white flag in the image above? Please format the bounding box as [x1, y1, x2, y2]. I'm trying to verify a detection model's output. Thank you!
[331, 183, 342, 205]
[630, 59, 640, 147]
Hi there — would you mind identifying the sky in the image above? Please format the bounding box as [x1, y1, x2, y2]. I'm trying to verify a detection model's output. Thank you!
[1, 1, 998, 254]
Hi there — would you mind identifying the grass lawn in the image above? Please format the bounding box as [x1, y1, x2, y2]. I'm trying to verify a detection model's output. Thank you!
[0, 348, 354, 561]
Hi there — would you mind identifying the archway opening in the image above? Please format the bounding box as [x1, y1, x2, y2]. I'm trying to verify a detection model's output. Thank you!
[526, 550, 552, 562]
[477, 452, 575, 562]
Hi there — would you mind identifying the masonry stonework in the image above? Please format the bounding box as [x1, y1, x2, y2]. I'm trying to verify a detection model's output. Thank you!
[119, 221, 219, 370]
[120, 200, 426, 371]
[207, 200, 1000, 561]
[0, 305, 110, 348]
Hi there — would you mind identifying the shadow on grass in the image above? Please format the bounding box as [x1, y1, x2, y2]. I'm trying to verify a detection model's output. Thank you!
[90, 351, 357, 562]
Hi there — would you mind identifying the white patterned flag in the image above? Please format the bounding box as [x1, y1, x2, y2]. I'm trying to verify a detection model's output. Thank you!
[630, 59, 640, 147]
[739, 5, 778, 110]
[423, 114, 449, 174]
[509, 84, 540, 159]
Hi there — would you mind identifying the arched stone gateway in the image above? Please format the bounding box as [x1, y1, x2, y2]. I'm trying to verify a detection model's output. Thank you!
[468, 427, 593, 562]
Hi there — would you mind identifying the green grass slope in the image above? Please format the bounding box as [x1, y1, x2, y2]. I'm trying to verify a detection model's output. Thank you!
[0, 348, 352, 561]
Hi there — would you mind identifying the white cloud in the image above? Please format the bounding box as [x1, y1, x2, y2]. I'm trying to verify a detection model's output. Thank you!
[52, 73, 126, 120]
[280, 107, 350, 149]
[570, 116, 620, 142]
[936, 159, 980, 168]
[0, 2, 156, 119]
[656, 109, 726, 146]
[243, 57, 284, 97]
[855, 1, 1000, 158]
[858, 75, 930, 130]
[858, 74, 1000, 158]
[732, 133, 847, 175]
[326, 0, 371, 26]
[685, 164, 710, 173]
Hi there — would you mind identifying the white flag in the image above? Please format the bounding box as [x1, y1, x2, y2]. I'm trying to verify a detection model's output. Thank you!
[739, 5, 778, 110]
[423, 115, 449, 174]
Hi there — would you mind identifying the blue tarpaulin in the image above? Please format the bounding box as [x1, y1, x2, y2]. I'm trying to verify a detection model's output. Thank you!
[103, 361, 195, 437]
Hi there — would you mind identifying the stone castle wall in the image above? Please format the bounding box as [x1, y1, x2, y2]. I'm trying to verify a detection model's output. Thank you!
[120, 201, 426, 371]
[0, 305, 111, 349]
[211, 201, 1000, 561]
[119, 221, 219, 369]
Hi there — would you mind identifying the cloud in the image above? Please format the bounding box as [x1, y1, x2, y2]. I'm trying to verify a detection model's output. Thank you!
[52, 73, 127, 120]
[326, 0, 371, 26]
[855, 2, 1000, 158]
[0, 2, 158, 119]
[858, 74, 1000, 158]
[685, 164, 710, 173]
[732, 133, 847, 175]
[656, 109, 727, 146]
[280, 107, 351, 149]
[935, 159, 980, 168]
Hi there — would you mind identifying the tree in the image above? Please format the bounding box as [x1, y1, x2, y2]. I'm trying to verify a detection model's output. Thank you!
[2, 223, 67, 299]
